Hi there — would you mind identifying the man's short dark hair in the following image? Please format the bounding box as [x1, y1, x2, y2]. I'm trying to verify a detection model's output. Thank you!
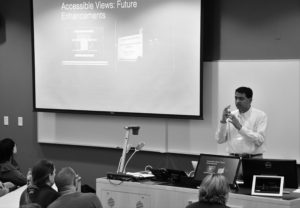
[32, 159, 55, 187]
[55, 167, 76, 192]
[236, 87, 253, 98]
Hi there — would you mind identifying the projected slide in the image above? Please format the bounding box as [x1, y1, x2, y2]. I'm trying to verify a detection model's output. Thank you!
[33, 0, 202, 117]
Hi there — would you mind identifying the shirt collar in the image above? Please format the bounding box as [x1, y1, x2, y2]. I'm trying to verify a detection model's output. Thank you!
[59, 185, 76, 196]
[238, 106, 252, 118]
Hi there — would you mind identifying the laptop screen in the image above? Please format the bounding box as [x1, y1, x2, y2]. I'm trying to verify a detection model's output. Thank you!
[194, 154, 241, 185]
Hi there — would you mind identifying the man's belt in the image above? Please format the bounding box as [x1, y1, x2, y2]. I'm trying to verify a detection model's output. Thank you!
[230, 153, 263, 158]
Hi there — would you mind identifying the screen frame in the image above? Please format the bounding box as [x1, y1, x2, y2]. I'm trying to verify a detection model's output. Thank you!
[30, 0, 204, 120]
[251, 175, 284, 197]
[194, 153, 241, 185]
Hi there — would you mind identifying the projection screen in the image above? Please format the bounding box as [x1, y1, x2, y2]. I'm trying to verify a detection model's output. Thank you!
[32, 0, 202, 118]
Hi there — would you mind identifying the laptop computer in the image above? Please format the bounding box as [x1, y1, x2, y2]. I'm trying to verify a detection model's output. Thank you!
[150, 154, 241, 189]
[193, 153, 241, 188]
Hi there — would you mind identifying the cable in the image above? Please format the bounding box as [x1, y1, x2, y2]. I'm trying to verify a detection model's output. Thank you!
[144, 165, 153, 171]
[108, 179, 124, 186]
[123, 150, 137, 173]
[123, 142, 145, 173]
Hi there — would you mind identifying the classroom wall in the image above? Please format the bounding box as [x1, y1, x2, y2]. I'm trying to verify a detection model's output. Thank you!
[1, 0, 300, 188]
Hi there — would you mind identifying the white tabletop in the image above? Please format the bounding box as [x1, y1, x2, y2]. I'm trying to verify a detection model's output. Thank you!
[0, 185, 26, 208]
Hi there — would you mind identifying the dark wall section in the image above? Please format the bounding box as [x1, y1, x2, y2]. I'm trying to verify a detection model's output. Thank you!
[0, 0, 40, 181]
[202, 0, 221, 60]
[0, 13, 5, 44]
[0, 0, 300, 188]
[218, 0, 300, 59]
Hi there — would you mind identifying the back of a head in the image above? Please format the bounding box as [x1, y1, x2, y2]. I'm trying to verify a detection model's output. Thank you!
[55, 167, 76, 192]
[0, 138, 15, 163]
[32, 159, 54, 187]
[235, 86, 253, 99]
[199, 174, 230, 205]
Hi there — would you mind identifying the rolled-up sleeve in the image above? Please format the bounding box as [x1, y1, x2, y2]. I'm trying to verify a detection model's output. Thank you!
[239, 113, 268, 146]
[215, 123, 228, 144]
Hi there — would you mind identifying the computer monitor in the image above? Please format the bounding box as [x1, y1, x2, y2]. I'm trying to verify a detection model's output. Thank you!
[242, 158, 298, 189]
[194, 154, 241, 186]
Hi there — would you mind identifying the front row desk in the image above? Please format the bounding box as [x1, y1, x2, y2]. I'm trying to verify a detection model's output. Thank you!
[96, 178, 300, 208]
[0, 185, 26, 208]
[96, 154, 300, 208]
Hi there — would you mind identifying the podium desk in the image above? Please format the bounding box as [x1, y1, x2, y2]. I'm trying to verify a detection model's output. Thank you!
[96, 178, 300, 208]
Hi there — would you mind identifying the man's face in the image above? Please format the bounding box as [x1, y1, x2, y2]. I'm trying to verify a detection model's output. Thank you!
[235, 92, 252, 113]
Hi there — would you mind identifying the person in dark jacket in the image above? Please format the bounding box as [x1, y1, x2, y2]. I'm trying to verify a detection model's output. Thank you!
[0, 138, 27, 186]
[19, 159, 59, 208]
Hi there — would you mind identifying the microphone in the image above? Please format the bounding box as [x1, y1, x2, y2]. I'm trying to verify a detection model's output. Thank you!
[135, 142, 145, 151]
[123, 142, 146, 173]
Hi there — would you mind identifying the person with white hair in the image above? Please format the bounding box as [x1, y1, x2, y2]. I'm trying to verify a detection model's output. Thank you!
[186, 174, 230, 208]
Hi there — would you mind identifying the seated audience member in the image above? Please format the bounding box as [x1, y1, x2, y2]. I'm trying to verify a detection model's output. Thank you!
[48, 167, 103, 208]
[186, 174, 230, 208]
[0, 138, 27, 186]
[0, 181, 9, 197]
[0, 180, 15, 197]
[19, 159, 59, 208]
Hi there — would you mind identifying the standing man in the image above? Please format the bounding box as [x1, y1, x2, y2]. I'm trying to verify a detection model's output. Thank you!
[215, 87, 268, 158]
